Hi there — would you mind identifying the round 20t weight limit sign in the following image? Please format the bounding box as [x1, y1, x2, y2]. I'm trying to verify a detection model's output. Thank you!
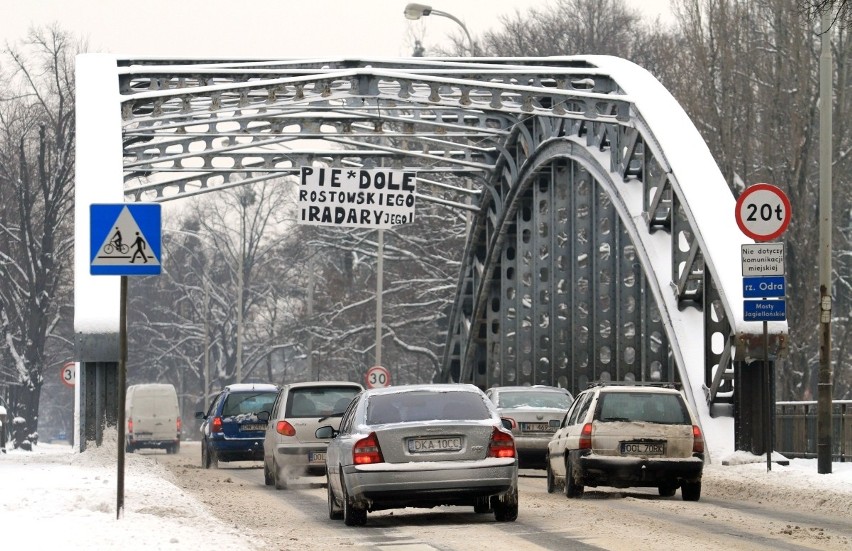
[366, 365, 390, 389]
[735, 183, 792, 241]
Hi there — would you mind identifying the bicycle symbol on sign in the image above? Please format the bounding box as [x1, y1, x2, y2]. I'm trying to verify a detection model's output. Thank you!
[103, 227, 129, 255]
[103, 242, 129, 255]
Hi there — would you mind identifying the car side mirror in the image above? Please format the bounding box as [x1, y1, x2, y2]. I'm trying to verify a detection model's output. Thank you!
[257, 411, 270, 422]
[194, 411, 205, 420]
[315, 425, 337, 439]
[501, 418, 514, 431]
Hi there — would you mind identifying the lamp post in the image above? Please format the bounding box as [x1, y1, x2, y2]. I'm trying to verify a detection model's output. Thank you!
[404, 3, 476, 56]
[236, 187, 256, 384]
[404, 4, 477, 236]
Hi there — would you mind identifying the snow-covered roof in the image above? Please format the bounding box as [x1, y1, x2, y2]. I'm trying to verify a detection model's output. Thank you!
[223, 383, 278, 392]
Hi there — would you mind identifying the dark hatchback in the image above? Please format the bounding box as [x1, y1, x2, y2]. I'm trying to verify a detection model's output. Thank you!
[196, 383, 278, 468]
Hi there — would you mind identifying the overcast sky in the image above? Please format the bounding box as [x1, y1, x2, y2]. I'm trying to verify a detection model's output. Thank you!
[2, 0, 675, 58]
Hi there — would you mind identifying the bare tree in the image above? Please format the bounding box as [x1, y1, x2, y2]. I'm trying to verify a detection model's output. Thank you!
[800, 0, 852, 27]
[295, 180, 465, 385]
[666, 0, 851, 399]
[0, 27, 80, 441]
[480, 0, 646, 57]
[127, 181, 302, 408]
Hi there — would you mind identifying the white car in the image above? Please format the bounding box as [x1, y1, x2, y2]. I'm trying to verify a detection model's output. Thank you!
[261, 381, 363, 489]
[546, 383, 705, 501]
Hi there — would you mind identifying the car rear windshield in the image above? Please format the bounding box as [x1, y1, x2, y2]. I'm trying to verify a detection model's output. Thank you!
[367, 390, 492, 424]
[285, 386, 361, 418]
[222, 391, 277, 418]
[497, 391, 572, 409]
[596, 392, 691, 425]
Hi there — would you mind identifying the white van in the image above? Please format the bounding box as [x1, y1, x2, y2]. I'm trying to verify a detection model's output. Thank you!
[125, 383, 181, 454]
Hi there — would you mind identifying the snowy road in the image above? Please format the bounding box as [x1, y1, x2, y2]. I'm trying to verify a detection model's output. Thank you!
[148, 442, 851, 550]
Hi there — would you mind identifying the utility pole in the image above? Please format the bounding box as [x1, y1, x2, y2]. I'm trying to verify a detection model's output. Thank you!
[817, 9, 834, 474]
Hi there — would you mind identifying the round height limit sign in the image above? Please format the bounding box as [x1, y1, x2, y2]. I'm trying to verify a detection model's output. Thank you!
[735, 183, 791, 241]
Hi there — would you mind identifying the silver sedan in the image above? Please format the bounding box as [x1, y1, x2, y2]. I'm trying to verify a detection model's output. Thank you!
[485, 385, 574, 469]
[316, 384, 519, 526]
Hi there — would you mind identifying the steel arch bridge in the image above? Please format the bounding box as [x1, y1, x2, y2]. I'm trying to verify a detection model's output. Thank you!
[75, 55, 786, 456]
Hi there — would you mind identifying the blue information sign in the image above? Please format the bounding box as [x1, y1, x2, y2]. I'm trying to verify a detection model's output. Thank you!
[743, 276, 786, 298]
[90, 204, 162, 275]
[743, 300, 786, 321]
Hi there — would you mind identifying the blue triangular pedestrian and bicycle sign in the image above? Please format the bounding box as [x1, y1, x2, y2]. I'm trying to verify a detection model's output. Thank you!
[90, 203, 161, 275]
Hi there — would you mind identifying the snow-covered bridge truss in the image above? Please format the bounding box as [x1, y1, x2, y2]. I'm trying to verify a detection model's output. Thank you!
[75, 55, 787, 456]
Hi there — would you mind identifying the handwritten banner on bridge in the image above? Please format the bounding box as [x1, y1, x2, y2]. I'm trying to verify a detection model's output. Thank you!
[298, 167, 416, 229]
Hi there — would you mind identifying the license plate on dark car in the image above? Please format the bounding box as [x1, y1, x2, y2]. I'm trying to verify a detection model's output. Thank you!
[241, 424, 266, 431]
[621, 441, 666, 455]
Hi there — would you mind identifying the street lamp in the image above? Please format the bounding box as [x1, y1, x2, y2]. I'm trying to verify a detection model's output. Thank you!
[404, 3, 476, 56]
[236, 188, 256, 384]
[404, 4, 477, 235]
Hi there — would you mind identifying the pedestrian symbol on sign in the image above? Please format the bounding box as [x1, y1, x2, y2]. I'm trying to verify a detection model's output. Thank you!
[130, 232, 148, 264]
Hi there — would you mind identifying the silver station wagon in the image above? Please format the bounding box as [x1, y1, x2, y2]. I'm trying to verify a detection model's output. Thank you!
[316, 384, 519, 526]
[546, 383, 705, 500]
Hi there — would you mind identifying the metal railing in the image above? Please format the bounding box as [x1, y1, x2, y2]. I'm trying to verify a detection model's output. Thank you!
[775, 400, 851, 462]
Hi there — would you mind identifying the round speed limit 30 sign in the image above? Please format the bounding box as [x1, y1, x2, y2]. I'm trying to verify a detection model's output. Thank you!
[735, 183, 792, 241]
[61, 362, 76, 388]
[365, 365, 391, 389]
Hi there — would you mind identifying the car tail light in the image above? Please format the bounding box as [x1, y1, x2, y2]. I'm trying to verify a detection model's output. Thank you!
[488, 427, 516, 458]
[176, 417, 182, 433]
[211, 416, 223, 433]
[579, 423, 593, 450]
[353, 432, 384, 464]
[276, 420, 296, 437]
[692, 425, 704, 454]
[127, 417, 133, 434]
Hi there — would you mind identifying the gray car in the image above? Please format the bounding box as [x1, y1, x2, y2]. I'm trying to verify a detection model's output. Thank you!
[262, 381, 363, 489]
[485, 385, 574, 469]
[316, 384, 519, 526]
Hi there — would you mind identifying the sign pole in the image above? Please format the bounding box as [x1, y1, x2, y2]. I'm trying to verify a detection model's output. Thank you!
[764, 320, 771, 471]
[116, 275, 127, 519]
[375, 229, 383, 368]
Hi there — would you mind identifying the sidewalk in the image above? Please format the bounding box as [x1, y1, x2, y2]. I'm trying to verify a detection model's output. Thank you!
[0, 438, 263, 550]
